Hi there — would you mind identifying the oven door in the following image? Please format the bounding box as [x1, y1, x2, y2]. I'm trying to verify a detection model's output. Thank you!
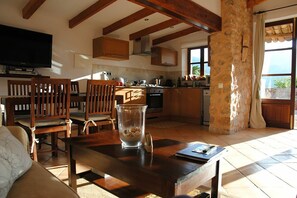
[146, 93, 163, 112]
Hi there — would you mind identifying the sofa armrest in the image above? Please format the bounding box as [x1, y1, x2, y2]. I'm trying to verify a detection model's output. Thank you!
[7, 162, 80, 198]
[6, 126, 29, 153]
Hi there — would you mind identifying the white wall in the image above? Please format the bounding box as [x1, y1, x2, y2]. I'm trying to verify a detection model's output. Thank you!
[253, 0, 297, 22]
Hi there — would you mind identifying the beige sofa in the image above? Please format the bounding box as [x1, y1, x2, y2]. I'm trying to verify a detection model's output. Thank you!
[3, 126, 79, 198]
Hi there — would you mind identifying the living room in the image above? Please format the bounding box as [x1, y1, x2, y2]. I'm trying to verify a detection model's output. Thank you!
[1, 0, 297, 197]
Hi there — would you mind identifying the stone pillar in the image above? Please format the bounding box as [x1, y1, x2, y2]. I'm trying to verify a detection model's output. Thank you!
[209, 0, 253, 134]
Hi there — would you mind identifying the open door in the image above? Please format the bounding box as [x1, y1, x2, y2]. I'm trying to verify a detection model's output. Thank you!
[261, 18, 296, 129]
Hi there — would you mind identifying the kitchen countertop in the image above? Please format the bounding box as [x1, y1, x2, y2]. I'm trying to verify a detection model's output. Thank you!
[116, 86, 209, 89]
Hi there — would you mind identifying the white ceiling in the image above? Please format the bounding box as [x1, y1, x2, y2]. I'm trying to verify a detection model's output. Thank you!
[0, 0, 221, 41]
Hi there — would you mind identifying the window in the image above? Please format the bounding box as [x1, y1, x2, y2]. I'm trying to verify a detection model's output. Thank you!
[261, 20, 294, 100]
[188, 46, 210, 77]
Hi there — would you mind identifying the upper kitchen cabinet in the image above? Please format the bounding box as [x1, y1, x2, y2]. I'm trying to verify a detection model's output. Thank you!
[151, 46, 177, 66]
[93, 37, 129, 60]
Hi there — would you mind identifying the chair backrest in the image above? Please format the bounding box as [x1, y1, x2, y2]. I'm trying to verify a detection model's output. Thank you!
[8, 80, 31, 96]
[7, 80, 31, 115]
[70, 81, 80, 109]
[85, 80, 117, 120]
[71, 81, 80, 94]
[30, 78, 71, 127]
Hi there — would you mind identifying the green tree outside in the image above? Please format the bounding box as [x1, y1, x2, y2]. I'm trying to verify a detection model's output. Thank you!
[192, 65, 200, 76]
[273, 78, 291, 88]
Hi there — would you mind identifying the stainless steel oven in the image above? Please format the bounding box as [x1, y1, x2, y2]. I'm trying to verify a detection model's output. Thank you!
[146, 87, 163, 113]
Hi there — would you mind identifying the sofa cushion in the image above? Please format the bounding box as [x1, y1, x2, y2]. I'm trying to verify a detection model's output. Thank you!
[0, 126, 32, 198]
[7, 162, 80, 198]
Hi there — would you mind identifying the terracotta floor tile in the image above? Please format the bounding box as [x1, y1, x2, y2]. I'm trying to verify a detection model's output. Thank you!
[260, 163, 297, 188]
[242, 167, 289, 188]
[224, 187, 269, 198]
[284, 162, 297, 171]
[222, 170, 256, 188]
[261, 187, 297, 198]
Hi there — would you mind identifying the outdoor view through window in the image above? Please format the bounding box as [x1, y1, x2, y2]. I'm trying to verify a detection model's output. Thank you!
[188, 46, 210, 77]
[261, 22, 293, 100]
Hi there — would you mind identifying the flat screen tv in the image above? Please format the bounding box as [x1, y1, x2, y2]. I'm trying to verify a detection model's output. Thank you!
[0, 24, 52, 68]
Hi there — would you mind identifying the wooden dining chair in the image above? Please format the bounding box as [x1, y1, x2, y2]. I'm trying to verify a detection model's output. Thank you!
[70, 81, 80, 110]
[70, 80, 117, 135]
[17, 77, 71, 161]
[7, 80, 31, 120]
[8, 79, 45, 149]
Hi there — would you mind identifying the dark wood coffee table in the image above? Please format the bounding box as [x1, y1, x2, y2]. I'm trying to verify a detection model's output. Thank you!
[65, 131, 222, 198]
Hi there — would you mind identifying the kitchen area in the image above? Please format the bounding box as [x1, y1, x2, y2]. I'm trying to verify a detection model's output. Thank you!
[72, 34, 211, 127]
[115, 81, 210, 126]
[87, 34, 211, 126]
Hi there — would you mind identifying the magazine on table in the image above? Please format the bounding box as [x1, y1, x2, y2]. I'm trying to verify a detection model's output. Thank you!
[175, 143, 226, 163]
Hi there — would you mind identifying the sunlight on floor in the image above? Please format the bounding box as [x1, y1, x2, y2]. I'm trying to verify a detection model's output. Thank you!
[38, 124, 297, 198]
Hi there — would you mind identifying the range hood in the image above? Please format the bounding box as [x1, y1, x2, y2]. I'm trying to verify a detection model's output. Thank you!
[132, 35, 151, 55]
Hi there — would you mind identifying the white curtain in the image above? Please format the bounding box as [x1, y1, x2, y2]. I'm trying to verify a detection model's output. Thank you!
[250, 14, 266, 128]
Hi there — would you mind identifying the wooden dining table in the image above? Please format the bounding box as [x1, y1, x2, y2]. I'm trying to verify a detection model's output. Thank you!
[0, 94, 123, 126]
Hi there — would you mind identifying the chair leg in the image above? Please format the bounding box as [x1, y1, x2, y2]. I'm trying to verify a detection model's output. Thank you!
[51, 133, 58, 157]
[64, 123, 71, 151]
[85, 126, 89, 135]
[77, 125, 83, 135]
[31, 133, 38, 162]
[111, 119, 116, 130]
[32, 144, 38, 161]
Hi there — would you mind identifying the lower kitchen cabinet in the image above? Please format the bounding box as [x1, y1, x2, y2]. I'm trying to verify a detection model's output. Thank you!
[115, 87, 202, 124]
[163, 88, 202, 123]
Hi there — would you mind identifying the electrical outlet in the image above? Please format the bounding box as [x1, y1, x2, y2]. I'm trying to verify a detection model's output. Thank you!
[106, 72, 111, 76]
[218, 83, 223, 89]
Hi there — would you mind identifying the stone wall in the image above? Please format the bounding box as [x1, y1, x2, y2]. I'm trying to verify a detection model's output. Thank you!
[209, 0, 253, 134]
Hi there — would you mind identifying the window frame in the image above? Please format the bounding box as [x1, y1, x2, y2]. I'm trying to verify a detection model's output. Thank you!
[261, 18, 295, 100]
[187, 45, 209, 76]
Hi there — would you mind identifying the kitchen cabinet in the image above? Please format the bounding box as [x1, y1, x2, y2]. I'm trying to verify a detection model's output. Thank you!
[151, 46, 177, 66]
[180, 88, 201, 121]
[163, 88, 202, 123]
[93, 37, 129, 60]
[162, 88, 171, 116]
[116, 88, 146, 105]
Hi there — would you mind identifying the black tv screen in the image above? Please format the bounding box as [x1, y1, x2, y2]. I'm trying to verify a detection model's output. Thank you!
[0, 24, 52, 68]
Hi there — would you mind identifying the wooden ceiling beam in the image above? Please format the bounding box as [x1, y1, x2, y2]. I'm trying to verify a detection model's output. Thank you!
[103, 8, 155, 35]
[69, 0, 116, 28]
[129, 19, 181, 40]
[153, 27, 199, 45]
[247, 0, 268, 8]
[22, 0, 46, 19]
[128, 0, 221, 32]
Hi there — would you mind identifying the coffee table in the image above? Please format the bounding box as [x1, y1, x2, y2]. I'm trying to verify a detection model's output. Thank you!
[65, 131, 222, 198]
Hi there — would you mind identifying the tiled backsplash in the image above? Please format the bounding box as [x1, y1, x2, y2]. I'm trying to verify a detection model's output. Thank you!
[92, 64, 181, 85]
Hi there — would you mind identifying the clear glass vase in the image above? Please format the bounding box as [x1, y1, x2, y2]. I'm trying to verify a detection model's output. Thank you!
[116, 104, 147, 148]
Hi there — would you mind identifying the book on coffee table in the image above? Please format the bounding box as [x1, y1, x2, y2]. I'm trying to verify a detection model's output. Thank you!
[175, 143, 226, 163]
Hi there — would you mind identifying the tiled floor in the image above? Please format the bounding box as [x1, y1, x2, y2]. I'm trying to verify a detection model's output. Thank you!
[38, 121, 297, 198]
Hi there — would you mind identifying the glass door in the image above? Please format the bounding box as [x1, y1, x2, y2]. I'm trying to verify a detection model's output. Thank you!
[261, 18, 296, 129]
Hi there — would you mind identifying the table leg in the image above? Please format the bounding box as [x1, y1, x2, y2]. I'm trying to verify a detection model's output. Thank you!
[67, 144, 77, 191]
[211, 160, 221, 198]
